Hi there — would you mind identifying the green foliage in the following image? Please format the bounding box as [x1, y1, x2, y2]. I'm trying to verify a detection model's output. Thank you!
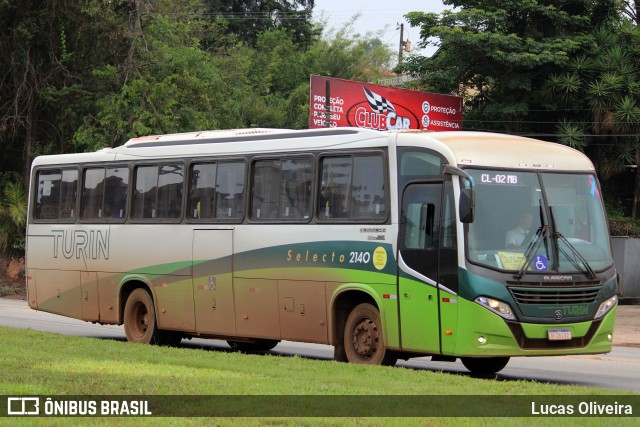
[400, 1, 615, 134]
[0, 0, 394, 182]
[310, 18, 394, 82]
[544, 22, 640, 216]
[0, 175, 27, 254]
[556, 119, 589, 151]
[403, 0, 640, 218]
[0, 280, 22, 297]
[203, 0, 318, 48]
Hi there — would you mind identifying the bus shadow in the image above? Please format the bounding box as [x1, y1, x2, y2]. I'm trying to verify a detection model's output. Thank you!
[90, 336, 594, 388]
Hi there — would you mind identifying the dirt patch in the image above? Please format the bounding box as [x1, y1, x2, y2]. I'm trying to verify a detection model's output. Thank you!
[6, 257, 24, 282]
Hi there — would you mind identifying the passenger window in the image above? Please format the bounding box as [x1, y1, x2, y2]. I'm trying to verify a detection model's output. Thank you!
[133, 164, 183, 220]
[189, 162, 245, 220]
[215, 163, 245, 219]
[82, 167, 129, 221]
[352, 156, 386, 218]
[82, 169, 106, 219]
[398, 149, 443, 188]
[251, 158, 312, 221]
[319, 157, 351, 218]
[35, 169, 78, 220]
[319, 154, 386, 221]
[104, 167, 129, 219]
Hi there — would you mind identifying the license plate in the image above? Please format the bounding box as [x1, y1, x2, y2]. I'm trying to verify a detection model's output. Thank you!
[548, 329, 572, 341]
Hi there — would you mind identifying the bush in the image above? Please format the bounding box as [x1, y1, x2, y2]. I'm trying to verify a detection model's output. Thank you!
[609, 218, 640, 237]
[0, 176, 27, 256]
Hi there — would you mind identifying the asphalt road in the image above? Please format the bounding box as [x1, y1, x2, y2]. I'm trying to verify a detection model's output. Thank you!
[2, 298, 639, 393]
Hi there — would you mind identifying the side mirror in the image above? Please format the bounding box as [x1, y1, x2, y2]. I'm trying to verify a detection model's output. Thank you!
[459, 187, 475, 223]
[443, 165, 475, 224]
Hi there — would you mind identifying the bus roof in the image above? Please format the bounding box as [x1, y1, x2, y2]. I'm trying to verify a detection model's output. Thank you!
[32, 128, 594, 172]
[397, 130, 595, 172]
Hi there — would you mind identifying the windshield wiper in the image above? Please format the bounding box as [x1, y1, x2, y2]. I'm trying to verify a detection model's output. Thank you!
[549, 207, 597, 280]
[514, 224, 548, 280]
[554, 233, 597, 279]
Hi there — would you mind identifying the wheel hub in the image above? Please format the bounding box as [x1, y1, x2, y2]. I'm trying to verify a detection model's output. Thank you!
[135, 303, 149, 335]
[352, 319, 379, 358]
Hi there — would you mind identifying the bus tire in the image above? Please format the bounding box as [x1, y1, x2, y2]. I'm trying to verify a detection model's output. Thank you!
[343, 303, 397, 366]
[227, 339, 280, 352]
[124, 288, 163, 345]
[461, 357, 510, 374]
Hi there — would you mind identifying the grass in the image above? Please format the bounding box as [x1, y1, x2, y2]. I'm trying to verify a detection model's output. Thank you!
[0, 326, 636, 426]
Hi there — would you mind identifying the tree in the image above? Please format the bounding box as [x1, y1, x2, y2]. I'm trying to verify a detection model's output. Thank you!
[545, 22, 640, 217]
[400, 0, 619, 136]
[0, 0, 135, 182]
[73, 0, 247, 150]
[235, 19, 394, 129]
[203, 0, 317, 48]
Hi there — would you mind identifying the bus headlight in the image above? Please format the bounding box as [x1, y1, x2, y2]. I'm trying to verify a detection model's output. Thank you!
[594, 295, 617, 320]
[475, 296, 516, 320]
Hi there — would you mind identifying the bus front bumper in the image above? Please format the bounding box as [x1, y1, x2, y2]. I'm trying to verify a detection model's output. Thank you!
[448, 299, 617, 357]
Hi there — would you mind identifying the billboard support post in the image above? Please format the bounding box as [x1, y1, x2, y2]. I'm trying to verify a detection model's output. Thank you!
[325, 79, 331, 128]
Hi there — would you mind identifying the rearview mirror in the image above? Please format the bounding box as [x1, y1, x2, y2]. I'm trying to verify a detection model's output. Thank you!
[459, 187, 475, 223]
[444, 165, 475, 224]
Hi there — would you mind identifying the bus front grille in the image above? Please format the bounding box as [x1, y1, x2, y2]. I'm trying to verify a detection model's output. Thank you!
[508, 286, 601, 304]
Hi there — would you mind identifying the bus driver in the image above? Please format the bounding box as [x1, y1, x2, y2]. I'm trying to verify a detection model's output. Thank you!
[505, 212, 533, 248]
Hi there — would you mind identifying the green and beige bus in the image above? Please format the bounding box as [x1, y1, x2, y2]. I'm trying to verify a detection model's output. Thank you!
[26, 128, 618, 374]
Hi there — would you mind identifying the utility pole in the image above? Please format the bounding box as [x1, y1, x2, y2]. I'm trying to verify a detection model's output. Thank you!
[398, 23, 404, 63]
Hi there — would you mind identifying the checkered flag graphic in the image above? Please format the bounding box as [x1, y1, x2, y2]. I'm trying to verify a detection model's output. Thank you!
[363, 86, 395, 114]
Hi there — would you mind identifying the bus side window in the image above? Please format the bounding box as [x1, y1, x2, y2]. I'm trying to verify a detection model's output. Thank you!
[190, 163, 217, 219]
[352, 156, 386, 218]
[82, 168, 106, 219]
[280, 159, 312, 219]
[319, 154, 387, 221]
[156, 164, 183, 218]
[59, 170, 78, 219]
[104, 167, 129, 219]
[398, 149, 444, 188]
[215, 162, 245, 219]
[189, 161, 245, 220]
[35, 169, 78, 221]
[36, 170, 62, 220]
[319, 157, 351, 219]
[252, 160, 279, 219]
[400, 183, 441, 281]
[133, 164, 183, 220]
[134, 166, 158, 219]
[251, 158, 312, 221]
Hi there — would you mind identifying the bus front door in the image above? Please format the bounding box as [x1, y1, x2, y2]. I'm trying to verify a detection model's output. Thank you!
[192, 229, 236, 336]
[398, 183, 443, 354]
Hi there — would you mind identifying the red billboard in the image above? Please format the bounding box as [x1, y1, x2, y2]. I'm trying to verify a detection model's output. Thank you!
[309, 75, 463, 131]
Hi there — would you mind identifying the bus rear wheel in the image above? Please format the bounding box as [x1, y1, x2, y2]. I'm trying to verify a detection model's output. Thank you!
[461, 357, 510, 374]
[343, 303, 397, 366]
[124, 288, 180, 346]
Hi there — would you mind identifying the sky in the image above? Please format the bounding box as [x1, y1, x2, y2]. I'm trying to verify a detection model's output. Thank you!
[312, 0, 449, 59]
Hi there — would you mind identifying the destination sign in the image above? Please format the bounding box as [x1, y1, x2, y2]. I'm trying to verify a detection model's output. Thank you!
[480, 173, 519, 185]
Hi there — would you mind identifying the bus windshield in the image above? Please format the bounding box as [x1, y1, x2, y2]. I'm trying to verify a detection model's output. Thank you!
[466, 169, 613, 273]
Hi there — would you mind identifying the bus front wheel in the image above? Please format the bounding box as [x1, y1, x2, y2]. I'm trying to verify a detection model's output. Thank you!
[343, 303, 397, 366]
[461, 357, 510, 374]
[124, 288, 180, 346]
